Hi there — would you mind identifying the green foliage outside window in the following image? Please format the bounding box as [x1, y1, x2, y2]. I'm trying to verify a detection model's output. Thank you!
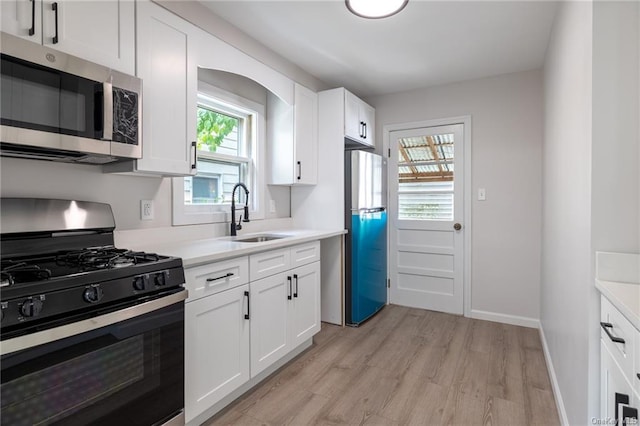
[196, 107, 238, 152]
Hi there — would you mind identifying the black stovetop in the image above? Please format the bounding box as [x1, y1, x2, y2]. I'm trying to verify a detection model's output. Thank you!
[0, 247, 183, 301]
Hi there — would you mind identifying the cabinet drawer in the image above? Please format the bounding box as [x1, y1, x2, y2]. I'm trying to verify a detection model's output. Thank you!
[250, 248, 291, 281]
[290, 241, 320, 268]
[601, 295, 639, 384]
[185, 256, 249, 301]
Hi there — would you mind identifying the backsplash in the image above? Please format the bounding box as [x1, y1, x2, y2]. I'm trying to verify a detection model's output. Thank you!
[0, 157, 291, 231]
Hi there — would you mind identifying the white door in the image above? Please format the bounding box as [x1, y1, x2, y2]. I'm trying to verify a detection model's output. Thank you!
[249, 273, 290, 377]
[389, 124, 465, 314]
[1, 0, 43, 43]
[41, 0, 135, 74]
[185, 284, 250, 422]
[135, 1, 198, 176]
[290, 262, 321, 347]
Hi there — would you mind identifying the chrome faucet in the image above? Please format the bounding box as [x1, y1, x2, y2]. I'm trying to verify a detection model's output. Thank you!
[230, 183, 250, 236]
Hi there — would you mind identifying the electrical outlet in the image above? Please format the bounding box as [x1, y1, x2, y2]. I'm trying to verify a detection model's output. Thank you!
[478, 188, 486, 201]
[141, 200, 154, 220]
[269, 199, 276, 213]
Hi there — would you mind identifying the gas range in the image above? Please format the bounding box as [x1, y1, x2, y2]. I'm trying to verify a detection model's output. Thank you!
[1, 199, 187, 426]
[0, 198, 186, 340]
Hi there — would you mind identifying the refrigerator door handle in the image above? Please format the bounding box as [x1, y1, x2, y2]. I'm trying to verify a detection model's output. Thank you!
[352, 207, 386, 214]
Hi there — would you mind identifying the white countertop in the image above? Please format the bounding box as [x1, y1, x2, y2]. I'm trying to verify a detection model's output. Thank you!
[125, 229, 347, 268]
[595, 251, 640, 330]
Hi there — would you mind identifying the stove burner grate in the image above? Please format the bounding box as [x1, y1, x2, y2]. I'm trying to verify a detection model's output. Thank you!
[0, 261, 52, 287]
[55, 248, 161, 270]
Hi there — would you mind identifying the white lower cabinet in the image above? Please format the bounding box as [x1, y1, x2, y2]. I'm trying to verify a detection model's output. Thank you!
[601, 343, 639, 424]
[250, 272, 291, 377]
[250, 260, 321, 377]
[185, 283, 250, 423]
[600, 294, 639, 424]
[290, 262, 321, 347]
[185, 241, 321, 423]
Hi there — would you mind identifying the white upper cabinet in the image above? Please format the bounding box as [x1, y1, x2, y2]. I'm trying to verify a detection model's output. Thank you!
[344, 89, 375, 148]
[1, 0, 134, 74]
[105, 0, 197, 176]
[2, 0, 43, 42]
[268, 83, 318, 186]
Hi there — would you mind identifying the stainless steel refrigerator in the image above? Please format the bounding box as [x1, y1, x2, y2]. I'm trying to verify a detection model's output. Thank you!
[344, 150, 387, 325]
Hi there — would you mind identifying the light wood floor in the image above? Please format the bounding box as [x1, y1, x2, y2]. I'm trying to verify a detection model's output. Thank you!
[204, 305, 560, 426]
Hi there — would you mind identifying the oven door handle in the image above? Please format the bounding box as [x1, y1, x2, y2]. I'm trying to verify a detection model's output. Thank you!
[1, 289, 188, 356]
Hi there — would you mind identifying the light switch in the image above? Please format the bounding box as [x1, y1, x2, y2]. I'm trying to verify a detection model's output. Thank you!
[478, 188, 486, 201]
[269, 199, 276, 213]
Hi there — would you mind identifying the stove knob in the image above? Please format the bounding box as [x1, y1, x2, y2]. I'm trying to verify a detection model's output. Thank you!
[20, 297, 44, 318]
[154, 272, 166, 287]
[1, 302, 8, 322]
[84, 286, 104, 304]
[133, 275, 146, 291]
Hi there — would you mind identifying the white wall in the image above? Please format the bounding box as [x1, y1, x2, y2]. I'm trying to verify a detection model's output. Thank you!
[541, 2, 640, 424]
[590, 0, 640, 419]
[367, 69, 543, 326]
[541, 2, 593, 424]
[0, 3, 325, 237]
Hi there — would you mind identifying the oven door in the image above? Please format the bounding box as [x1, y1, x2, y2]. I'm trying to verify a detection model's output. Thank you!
[0, 290, 186, 426]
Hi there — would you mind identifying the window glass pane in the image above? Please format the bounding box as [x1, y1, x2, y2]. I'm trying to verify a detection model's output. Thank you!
[196, 107, 240, 155]
[184, 159, 244, 205]
[397, 133, 454, 220]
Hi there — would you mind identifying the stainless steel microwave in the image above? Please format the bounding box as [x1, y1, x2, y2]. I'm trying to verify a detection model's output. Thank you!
[0, 33, 142, 164]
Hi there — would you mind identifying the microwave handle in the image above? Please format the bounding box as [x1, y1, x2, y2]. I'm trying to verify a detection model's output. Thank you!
[102, 82, 113, 141]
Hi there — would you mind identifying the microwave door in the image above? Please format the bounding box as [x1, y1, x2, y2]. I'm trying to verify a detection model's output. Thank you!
[0, 54, 111, 158]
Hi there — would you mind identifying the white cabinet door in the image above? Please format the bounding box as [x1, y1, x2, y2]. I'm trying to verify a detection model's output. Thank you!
[290, 262, 321, 347]
[344, 89, 375, 147]
[344, 90, 362, 142]
[1, 0, 42, 43]
[40, 0, 134, 74]
[250, 273, 290, 377]
[135, 0, 197, 176]
[601, 343, 639, 424]
[185, 284, 250, 423]
[293, 83, 318, 185]
[268, 84, 318, 186]
[360, 101, 375, 147]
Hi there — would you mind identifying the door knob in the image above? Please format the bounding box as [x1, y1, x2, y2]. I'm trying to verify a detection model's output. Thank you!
[453, 223, 462, 231]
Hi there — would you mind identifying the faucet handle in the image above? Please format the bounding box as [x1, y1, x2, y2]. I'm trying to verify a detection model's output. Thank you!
[236, 214, 243, 231]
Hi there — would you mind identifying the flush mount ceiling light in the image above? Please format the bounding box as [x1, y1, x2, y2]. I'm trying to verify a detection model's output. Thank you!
[346, 0, 409, 19]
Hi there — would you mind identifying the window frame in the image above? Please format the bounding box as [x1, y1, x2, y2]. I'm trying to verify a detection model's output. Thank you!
[172, 82, 265, 226]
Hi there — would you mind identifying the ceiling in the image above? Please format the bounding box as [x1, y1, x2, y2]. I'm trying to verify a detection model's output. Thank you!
[199, 1, 558, 98]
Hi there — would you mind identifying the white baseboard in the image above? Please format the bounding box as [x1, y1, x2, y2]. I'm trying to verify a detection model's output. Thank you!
[470, 309, 540, 328]
[539, 325, 570, 426]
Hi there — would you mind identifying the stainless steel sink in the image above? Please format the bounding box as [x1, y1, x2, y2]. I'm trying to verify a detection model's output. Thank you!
[234, 234, 288, 243]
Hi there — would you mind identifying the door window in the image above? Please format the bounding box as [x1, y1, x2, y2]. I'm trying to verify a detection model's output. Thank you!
[397, 133, 454, 220]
